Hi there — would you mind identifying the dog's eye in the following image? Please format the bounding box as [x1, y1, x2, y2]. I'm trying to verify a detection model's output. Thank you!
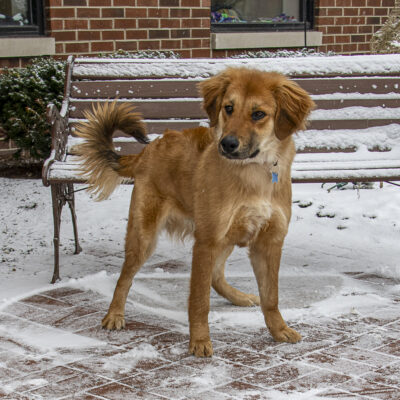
[225, 105, 234, 115]
[252, 111, 266, 121]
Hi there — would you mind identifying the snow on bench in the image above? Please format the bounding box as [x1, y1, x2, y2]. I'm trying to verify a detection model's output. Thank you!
[42, 55, 400, 282]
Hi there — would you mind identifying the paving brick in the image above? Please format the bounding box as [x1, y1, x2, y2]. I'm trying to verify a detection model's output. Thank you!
[1, 286, 399, 399]
[77, 319, 168, 347]
[277, 369, 352, 393]
[336, 378, 399, 400]
[88, 381, 164, 399]
[214, 346, 281, 371]
[27, 371, 110, 399]
[374, 340, 400, 357]
[20, 294, 73, 312]
[240, 362, 316, 389]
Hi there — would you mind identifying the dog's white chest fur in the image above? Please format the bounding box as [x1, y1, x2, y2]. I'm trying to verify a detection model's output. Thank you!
[227, 199, 273, 246]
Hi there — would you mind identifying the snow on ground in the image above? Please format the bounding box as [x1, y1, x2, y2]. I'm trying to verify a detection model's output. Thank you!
[0, 177, 399, 398]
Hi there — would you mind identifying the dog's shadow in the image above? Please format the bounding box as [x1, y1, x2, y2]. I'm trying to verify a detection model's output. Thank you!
[131, 274, 342, 315]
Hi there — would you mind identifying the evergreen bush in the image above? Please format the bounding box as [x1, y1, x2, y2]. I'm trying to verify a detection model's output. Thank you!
[231, 48, 336, 58]
[0, 58, 66, 160]
[98, 49, 181, 59]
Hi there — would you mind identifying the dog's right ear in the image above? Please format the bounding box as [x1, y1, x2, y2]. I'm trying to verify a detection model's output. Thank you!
[198, 71, 231, 127]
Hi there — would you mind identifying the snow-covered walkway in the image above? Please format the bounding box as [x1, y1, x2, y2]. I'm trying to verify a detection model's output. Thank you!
[0, 178, 399, 399]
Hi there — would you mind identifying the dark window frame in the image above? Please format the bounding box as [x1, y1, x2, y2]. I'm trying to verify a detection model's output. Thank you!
[0, 0, 45, 37]
[211, 0, 315, 33]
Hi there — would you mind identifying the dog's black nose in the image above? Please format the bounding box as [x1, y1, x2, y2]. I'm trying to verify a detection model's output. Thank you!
[220, 135, 239, 154]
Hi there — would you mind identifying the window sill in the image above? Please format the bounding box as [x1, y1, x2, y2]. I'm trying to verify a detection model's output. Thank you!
[0, 37, 55, 58]
[211, 31, 322, 50]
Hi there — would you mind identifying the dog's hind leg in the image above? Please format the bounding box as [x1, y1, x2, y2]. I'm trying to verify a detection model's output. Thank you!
[102, 189, 165, 331]
[212, 245, 260, 307]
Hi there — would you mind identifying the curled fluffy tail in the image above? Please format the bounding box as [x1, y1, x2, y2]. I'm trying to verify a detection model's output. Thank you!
[74, 101, 148, 201]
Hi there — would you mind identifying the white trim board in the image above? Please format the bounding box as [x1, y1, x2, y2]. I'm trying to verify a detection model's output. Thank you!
[212, 31, 323, 50]
[0, 37, 55, 58]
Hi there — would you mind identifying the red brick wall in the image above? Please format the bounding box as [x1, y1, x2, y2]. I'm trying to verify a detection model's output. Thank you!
[315, 0, 395, 54]
[46, 0, 211, 58]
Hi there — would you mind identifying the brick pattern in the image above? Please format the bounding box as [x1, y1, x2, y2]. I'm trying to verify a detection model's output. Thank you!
[0, 280, 399, 399]
[315, 0, 396, 54]
[0, 57, 34, 70]
[46, 0, 211, 58]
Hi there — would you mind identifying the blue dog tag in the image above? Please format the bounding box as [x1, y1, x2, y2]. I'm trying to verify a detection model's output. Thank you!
[272, 172, 278, 183]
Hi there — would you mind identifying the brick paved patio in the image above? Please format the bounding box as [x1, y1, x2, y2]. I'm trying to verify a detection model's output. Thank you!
[0, 275, 399, 400]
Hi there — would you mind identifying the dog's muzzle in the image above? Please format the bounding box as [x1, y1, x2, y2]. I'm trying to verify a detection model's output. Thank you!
[220, 135, 239, 154]
[219, 135, 259, 160]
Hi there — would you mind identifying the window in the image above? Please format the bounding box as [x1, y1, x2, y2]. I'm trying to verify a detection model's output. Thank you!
[0, 0, 45, 36]
[211, 0, 314, 32]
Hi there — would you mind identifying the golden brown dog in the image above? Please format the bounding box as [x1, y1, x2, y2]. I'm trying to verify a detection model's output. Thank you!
[75, 67, 315, 357]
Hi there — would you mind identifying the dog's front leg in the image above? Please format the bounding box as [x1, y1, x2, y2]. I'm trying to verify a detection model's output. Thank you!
[249, 225, 301, 344]
[188, 240, 220, 357]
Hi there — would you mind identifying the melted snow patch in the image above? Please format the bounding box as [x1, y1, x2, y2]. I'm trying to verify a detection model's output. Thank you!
[102, 343, 161, 373]
[1, 378, 48, 395]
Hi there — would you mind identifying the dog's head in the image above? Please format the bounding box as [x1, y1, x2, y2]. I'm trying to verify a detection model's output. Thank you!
[198, 68, 315, 162]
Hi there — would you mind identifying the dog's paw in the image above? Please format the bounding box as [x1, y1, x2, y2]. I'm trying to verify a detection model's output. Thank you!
[189, 339, 214, 357]
[102, 313, 125, 330]
[232, 293, 260, 307]
[271, 326, 302, 343]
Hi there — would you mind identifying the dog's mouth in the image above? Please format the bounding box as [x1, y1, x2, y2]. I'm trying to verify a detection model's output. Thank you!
[219, 146, 260, 160]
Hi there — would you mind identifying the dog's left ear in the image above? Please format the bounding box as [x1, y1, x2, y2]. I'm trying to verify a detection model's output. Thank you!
[274, 80, 315, 140]
[198, 71, 231, 127]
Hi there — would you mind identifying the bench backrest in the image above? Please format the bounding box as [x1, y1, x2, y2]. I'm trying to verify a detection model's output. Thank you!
[57, 56, 400, 183]
[66, 56, 400, 157]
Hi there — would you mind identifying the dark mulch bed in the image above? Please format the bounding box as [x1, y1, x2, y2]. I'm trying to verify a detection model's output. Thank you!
[0, 163, 42, 179]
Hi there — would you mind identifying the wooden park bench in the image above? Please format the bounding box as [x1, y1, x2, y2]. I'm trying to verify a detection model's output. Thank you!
[42, 55, 400, 283]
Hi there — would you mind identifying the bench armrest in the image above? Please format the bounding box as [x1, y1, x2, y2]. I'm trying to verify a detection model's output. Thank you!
[42, 56, 75, 187]
[42, 103, 69, 186]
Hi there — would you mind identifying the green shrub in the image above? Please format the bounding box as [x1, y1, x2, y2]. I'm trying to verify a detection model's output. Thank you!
[98, 49, 181, 59]
[0, 58, 66, 160]
[231, 48, 337, 58]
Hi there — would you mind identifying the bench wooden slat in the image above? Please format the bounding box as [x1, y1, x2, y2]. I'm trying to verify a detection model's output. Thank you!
[293, 159, 400, 171]
[48, 155, 400, 185]
[315, 98, 400, 109]
[69, 96, 400, 132]
[69, 98, 400, 119]
[69, 99, 207, 119]
[310, 118, 400, 130]
[72, 55, 400, 79]
[297, 77, 400, 95]
[67, 139, 391, 156]
[70, 77, 400, 99]
[71, 79, 200, 99]
[292, 169, 400, 183]
[69, 116, 400, 133]
[69, 119, 207, 134]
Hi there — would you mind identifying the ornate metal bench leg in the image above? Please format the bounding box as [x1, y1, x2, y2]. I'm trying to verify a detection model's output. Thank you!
[66, 183, 82, 255]
[51, 184, 63, 283]
[50, 183, 83, 283]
